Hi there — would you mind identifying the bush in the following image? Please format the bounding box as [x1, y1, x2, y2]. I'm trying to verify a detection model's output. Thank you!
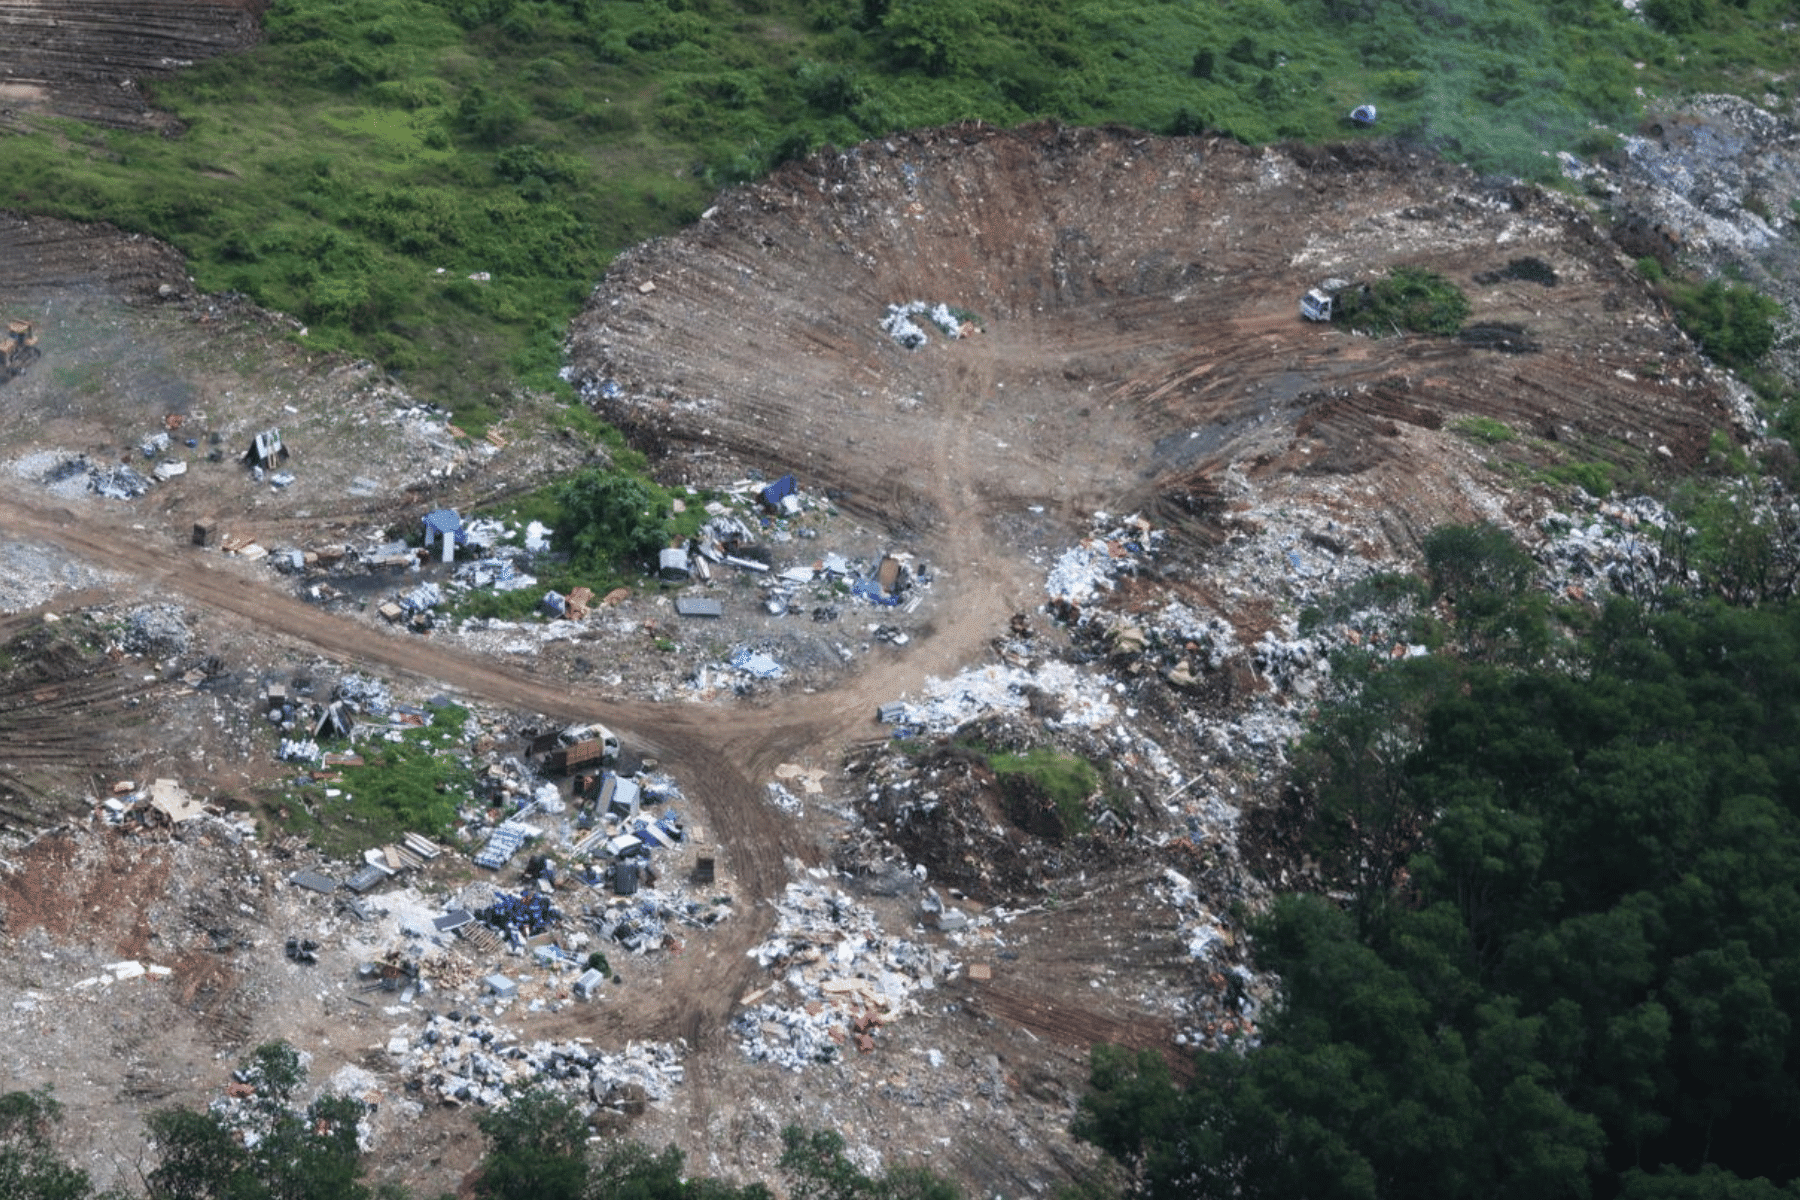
[1668, 278, 1780, 371]
[554, 469, 672, 570]
[1336, 267, 1471, 335]
[1451, 416, 1516, 445]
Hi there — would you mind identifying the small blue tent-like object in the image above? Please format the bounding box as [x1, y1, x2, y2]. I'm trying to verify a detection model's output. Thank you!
[422, 508, 467, 546]
[1349, 104, 1378, 127]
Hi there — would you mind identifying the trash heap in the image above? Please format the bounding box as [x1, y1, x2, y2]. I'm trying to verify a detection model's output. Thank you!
[1149, 868, 1272, 1052]
[202, 1056, 376, 1152]
[676, 479, 928, 626]
[91, 461, 153, 499]
[452, 554, 538, 594]
[1043, 513, 1162, 607]
[584, 888, 730, 955]
[879, 659, 1119, 735]
[730, 647, 784, 679]
[122, 604, 193, 658]
[1537, 494, 1685, 599]
[479, 889, 561, 941]
[733, 879, 951, 1068]
[1154, 868, 1233, 965]
[878, 301, 974, 349]
[392, 1011, 685, 1110]
[335, 673, 396, 716]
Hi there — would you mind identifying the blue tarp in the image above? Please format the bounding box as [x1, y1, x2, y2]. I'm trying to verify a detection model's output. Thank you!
[851, 580, 902, 607]
[760, 474, 797, 508]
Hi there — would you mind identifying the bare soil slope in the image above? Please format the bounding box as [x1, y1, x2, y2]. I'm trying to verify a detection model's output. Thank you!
[0, 0, 259, 131]
[571, 123, 1725, 569]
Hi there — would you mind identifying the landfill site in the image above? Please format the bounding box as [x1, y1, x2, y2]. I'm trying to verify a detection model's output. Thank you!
[1, 97, 1795, 1196]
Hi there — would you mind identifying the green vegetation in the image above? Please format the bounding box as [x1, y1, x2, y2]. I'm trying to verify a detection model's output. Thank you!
[554, 470, 676, 573]
[474, 1090, 594, 1200]
[3, 1069, 960, 1200]
[1079, 592, 1800, 1200]
[1662, 277, 1782, 372]
[779, 1126, 960, 1200]
[145, 1043, 391, 1200]
[440, 467, 709, 618]
[966, 743, 1102, 838]
[470, 1097, 959, 1200]
[1449, 416, 1515, 445]
[278, 701, 473, 856]
[3, 0, 1794, 408]
[0, 1089, 124, 1200]
[1541, 457, 1616, 499]
[1334, 267, 1471, 336]
[1659, 477, 1800, 604]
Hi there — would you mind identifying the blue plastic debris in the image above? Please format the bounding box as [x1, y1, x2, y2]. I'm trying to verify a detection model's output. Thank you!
[477, 888, 561, 937]
[851, 580, 901, 607]
[760, 473, 797, 509]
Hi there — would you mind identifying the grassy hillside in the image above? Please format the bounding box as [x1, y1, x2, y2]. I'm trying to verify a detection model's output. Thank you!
[5, 0, 1797, 419]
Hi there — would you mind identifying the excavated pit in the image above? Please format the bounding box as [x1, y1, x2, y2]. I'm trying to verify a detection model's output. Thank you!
[569, 123, 1728, 566]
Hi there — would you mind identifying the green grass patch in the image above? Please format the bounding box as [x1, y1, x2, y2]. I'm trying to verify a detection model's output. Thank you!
[4, 0, 1795, 414]
[277, 701, 473, 858]
[983, 744, 1100, 839]
[1450, 416, 1516, 445]
[1542, 459, 1616, 498]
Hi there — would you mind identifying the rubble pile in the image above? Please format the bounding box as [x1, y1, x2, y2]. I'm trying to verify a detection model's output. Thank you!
[392, 1012, 685, 1110]
[1042, 513, 1162, 605]
[583, 887, 730, 954]
[121, 604, 192, 658]
[203, 1070, 376, 1152]
[845, 738, 1063, 900]
[15, 450, 187, 502]
[452, 553, 537, 594]
[881, 659, 1120, 734]
[734, 878, 951, 1068]
[878, 301, 974, 349]
[1537, 494, 1684, 599]
[334, 673, 395, 716]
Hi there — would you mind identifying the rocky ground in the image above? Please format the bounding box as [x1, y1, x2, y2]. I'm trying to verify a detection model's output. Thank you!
[3, 68, 1799, 1200]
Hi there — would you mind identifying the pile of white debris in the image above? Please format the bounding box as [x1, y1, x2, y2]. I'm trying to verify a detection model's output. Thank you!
[733, 876, 953, 1068]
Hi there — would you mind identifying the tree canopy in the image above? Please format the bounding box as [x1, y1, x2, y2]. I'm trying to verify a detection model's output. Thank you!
[1080, 593, 1800, 1199]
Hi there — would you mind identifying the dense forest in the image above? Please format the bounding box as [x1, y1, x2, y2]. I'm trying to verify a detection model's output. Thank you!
[7, 0, 1800, 414]
[1078, 546, 1800, 1198]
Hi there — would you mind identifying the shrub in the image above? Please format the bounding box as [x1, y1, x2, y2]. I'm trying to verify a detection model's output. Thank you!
[1668, 278, 1780, 371]
[1336, 267, 1471, 336]
[1452, 416, 1516, 445]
